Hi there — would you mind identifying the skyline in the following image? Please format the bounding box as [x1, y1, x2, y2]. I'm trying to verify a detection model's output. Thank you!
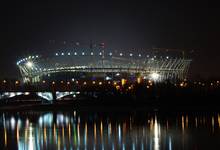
[0, 1, 220, 79]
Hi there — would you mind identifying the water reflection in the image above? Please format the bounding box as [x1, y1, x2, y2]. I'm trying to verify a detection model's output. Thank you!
[1, 111, 220, 150]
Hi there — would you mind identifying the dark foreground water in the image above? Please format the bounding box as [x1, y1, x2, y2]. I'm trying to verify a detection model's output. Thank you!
[0, 110, 220, 150]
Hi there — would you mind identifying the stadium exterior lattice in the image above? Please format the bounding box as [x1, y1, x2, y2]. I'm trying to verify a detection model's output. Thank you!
[16, 48, 192, 83]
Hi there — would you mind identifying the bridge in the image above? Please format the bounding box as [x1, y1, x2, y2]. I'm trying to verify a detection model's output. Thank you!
[0, 91, 80, 102]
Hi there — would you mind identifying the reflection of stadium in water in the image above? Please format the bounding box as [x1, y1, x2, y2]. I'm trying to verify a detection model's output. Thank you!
[1, 111, 220, 150]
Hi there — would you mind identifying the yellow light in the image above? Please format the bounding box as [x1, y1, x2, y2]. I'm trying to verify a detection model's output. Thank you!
[108, 81, 111, 84]
[61, 81, 64, 84]
[83, 82, 87, 85]
[116, 85, 120, 90]
[15, 81, 19, 84]
[67, 82, 70, 85]
[147, 85, 150, 89]
[92, 81, 96, 84]
[99, 82, 102, 85]
[113, 81, 117, 86]
[42, 80, 46, 83]
[180, 83, 184, 87]
[121, 79, 126, 86]
[137, 77, 141, 84]
[3, 80, 6, 83]
[52, 81, 55, 85]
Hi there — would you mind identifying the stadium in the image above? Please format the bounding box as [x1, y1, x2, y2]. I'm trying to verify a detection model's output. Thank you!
[16, 48, 192, 83]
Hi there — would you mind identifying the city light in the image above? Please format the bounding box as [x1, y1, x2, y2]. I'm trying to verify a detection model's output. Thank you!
[150, 72, 160, 81]
[105, 76, 111, 80]
[15, 81, 19, 85]
[137, 77, 141, 84]
[121, 79, 126, 86]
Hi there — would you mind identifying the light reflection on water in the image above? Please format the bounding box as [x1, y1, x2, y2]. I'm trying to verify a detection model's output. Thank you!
[1, 111, 220, 150]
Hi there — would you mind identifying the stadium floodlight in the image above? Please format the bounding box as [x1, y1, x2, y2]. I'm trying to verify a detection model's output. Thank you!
[105, 76, 111, 80]
[150, 72, 160, 81]
[26, 61, 33, 68]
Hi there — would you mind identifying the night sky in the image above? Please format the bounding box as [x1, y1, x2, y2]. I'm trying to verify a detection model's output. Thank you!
[0, 1, 220, 79]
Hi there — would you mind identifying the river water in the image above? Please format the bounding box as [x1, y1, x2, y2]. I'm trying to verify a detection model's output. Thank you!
[0, 110, 220, 150]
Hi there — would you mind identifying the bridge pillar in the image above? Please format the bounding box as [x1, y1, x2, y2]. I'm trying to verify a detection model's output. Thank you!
[52, 92, 57, 101]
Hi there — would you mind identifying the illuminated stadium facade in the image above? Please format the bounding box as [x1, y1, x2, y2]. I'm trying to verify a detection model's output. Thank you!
[16, 48, 192, 83]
